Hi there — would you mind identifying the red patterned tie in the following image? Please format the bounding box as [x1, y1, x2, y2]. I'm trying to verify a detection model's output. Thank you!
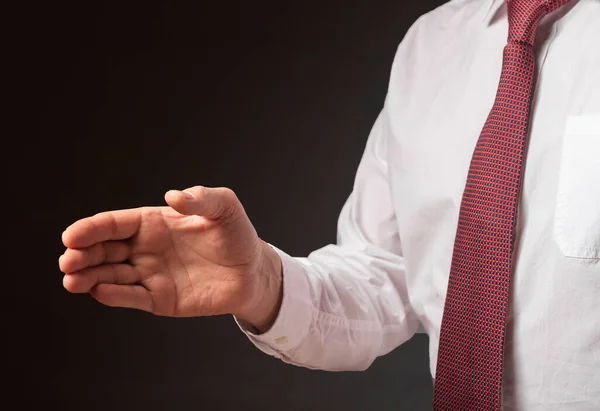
[432, 1, 572, 409]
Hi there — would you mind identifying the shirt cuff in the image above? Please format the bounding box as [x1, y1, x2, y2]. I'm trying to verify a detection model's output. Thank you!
[234, 244, 314, 357]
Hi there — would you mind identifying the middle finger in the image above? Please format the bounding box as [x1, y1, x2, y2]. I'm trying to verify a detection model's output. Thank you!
[59, 241, 131, 274]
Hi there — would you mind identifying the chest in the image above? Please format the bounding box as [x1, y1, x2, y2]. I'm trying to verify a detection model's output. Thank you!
[384, 17, 600, 263]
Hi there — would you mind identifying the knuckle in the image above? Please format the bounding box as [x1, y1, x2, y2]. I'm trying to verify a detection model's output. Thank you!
[220, 188, 242, 216]
[191, 185, 208, 196]
[220, 187, 239, 204]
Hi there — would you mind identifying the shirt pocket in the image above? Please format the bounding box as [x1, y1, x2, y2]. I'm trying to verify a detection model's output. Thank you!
[553, 114, 600, 259]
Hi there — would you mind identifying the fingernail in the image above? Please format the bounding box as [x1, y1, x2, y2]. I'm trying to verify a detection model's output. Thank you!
[180, 191, 194, 200]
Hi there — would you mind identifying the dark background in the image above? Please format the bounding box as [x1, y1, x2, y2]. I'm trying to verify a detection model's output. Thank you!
[15, 1, 446, 410]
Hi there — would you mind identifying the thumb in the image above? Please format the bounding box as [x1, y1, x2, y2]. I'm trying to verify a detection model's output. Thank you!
[164, 186, 240, 219]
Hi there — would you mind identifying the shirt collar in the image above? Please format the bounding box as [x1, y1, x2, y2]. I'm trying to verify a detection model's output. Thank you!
[481, 0, 504, 24]
[481, 0, 596, 24]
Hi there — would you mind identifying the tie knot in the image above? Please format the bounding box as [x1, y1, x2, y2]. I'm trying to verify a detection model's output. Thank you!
[506, 0, 571, 45]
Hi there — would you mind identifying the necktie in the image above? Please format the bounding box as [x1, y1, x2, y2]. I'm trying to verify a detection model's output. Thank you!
[432, 1, 572, 409]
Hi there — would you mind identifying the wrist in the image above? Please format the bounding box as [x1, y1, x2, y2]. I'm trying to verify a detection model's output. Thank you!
[235, 240, 283, 333]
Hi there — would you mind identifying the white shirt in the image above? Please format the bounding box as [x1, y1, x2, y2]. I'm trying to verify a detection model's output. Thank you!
[237, 0, 600, 409]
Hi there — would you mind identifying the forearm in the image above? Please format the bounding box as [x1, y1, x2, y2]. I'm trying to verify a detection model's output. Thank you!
[237, 244, 420, 371]
[235, 106, 416, 370]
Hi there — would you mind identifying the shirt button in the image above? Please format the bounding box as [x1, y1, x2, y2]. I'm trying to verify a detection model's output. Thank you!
[274, 336, 288, 344]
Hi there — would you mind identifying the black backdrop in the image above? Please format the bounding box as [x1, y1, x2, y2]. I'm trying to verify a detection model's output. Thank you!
[15, 1, 447, 410]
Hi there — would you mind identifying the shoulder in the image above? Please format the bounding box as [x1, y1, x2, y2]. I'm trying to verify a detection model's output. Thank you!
[391, 0, 487, 67]
[385, 1, 491, 111]
[408, 0, 485, 38]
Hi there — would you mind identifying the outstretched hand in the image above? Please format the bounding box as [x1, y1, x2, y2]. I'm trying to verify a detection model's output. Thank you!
[59, 186, 282, 329]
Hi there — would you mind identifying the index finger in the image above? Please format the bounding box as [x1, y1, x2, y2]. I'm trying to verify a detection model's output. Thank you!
[62, 208, 143, 249]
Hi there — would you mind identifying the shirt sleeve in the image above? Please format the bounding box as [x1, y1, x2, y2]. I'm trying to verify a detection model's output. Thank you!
[234, 103, 420, 371]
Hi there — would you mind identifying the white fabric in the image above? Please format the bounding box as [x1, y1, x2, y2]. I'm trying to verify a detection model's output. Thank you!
[236, 0, 600, 409]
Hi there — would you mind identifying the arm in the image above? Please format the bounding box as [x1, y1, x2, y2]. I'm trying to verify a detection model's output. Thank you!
[237, 106, 420, 371]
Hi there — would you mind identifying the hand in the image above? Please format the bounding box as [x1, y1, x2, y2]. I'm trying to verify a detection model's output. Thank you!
[59, 186, 283, 331]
